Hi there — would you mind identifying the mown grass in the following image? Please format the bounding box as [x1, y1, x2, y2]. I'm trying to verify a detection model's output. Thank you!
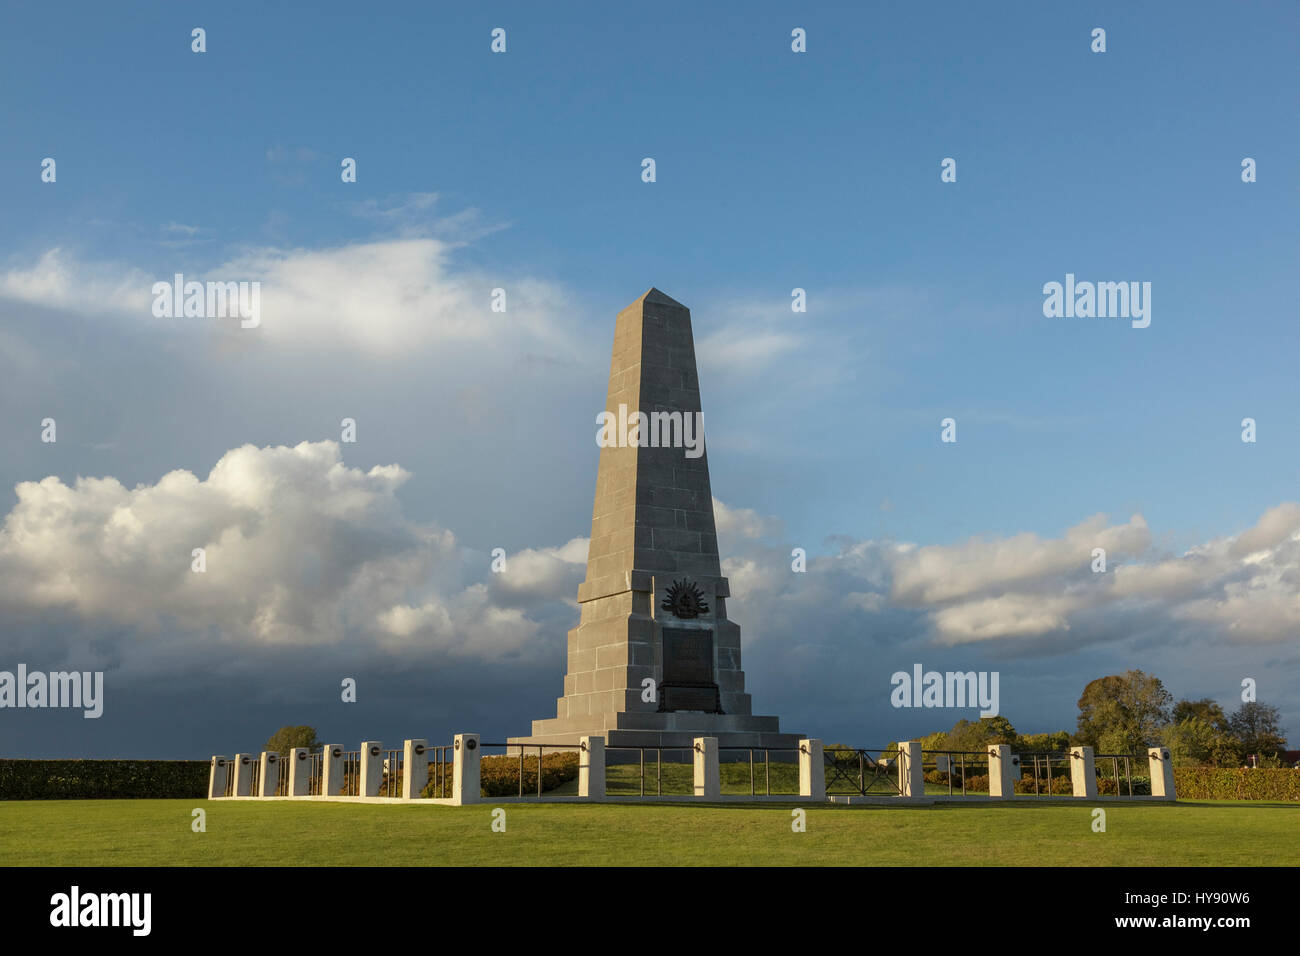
[1, 799, 1296, 866]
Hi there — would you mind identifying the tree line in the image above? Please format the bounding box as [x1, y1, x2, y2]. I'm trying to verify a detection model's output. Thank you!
[892, 670, 1290, 768]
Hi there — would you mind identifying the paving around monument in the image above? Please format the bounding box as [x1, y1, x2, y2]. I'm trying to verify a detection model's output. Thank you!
[2, 7, 1296, 931]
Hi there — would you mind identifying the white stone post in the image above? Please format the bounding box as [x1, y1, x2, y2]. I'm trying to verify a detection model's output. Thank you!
[897, 741, 923, 797]
[207, 756, 229, 799]
[988, 745, 1017, 797]
[799, 738, 825, 800]
[1069, 745, 1097, 798]
[1148, 746, 1176, 800]
[693, 736, 720, 799]
[452, 733, 481, 805]
[360, 741, 383, 797]
[321, 745, 343, 796]
[232, 753, 254, 796]
[580, 736, 605, 799]
[258, 751, 280, 797]
[935, 753, 950, 774]
[288, 748, 310, 796]
[402, 739, 429, 799]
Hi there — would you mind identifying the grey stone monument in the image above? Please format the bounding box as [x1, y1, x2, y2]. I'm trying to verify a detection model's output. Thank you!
[510, 288, 801, 749]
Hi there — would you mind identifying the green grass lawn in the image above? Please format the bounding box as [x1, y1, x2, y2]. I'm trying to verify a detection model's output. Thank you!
[1, 799, 1296, 866]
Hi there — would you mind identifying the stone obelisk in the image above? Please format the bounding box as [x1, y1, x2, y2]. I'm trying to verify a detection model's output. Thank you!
[511, 288, 798, 748]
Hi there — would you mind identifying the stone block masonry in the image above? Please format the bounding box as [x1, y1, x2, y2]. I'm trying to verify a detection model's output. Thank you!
[511, 289, 801, 750]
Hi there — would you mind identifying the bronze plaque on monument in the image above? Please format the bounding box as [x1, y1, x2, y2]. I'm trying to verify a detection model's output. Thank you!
[661, 626, 722, 712]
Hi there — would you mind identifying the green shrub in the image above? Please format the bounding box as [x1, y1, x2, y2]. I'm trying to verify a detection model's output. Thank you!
[1173, 767, 1300, 801]
[419, 752, 580, 799]
[928, 770, 990, 793]
[1014, 774, 1074, 795]
[0, 760, 208, 799]
[1096, 774, 1151, 796]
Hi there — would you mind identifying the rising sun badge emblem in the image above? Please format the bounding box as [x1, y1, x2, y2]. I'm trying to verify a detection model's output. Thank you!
[662, 579, 709, 619]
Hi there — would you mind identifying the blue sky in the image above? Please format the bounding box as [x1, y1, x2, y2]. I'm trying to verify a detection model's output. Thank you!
[1, 1, 1298, 756]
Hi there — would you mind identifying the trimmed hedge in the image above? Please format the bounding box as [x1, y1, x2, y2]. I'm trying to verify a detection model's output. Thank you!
[1096, 775, 1151, 796]
[0, 760, 209, 800]
[1174, 767, 1300, 801]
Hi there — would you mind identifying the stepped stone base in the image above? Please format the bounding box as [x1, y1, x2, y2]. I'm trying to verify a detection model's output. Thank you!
[509, 711, 803, 750]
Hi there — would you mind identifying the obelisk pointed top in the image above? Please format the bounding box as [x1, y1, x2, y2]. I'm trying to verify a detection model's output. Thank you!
[637, 287, 687, 309]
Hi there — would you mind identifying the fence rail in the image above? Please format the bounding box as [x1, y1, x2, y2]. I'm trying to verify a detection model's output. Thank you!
[604, 746, 695, 797]
[1094, 753, 1141, 796]
[921, 749, 990, 797]
[340, 750, 361, 797]
[306, 752, 323, 795]
[824, 747, 901, 795]
[381, 749, 404, 798]
[719, 746, 801, 796]
[207, 738, 1169, 802]
[427, 745, 454, 799]
[221, 758, 240, 797]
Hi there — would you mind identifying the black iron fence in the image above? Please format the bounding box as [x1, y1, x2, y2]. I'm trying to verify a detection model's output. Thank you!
[824, 747, 901, 795]
[380, 749, 405, 798]
[604, 745, 692, 796]
[305, 751, 323, 795]
[920, 749, 991, 796]
[426, 744, 455, 799]
[1094, 753, 1142, 796]
[214, 741, 1153, 800]
[340, 750, 361, 796]
[1016, 751, 1072, 795]
[919, 748, 1146, 796]
[217, 744, 461, 798]
[478, 743, 582, 798]
[719, 746, 801, 796]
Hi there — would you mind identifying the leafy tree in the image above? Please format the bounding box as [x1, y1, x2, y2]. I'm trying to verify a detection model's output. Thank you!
[1015, 730, 1071, 753]
[1163, 717, 1240, 768]
[1163, 698, 1240, 767]
[943, 716, 1017, 752]
[1172, 698, 1229, 729]
[1227, 702, 1287, 763]
[913, 729, 947, 752]
[264, 725, 322, 756]
[887, 718, 1017, 760]
[1075, 670, 1172, 754]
